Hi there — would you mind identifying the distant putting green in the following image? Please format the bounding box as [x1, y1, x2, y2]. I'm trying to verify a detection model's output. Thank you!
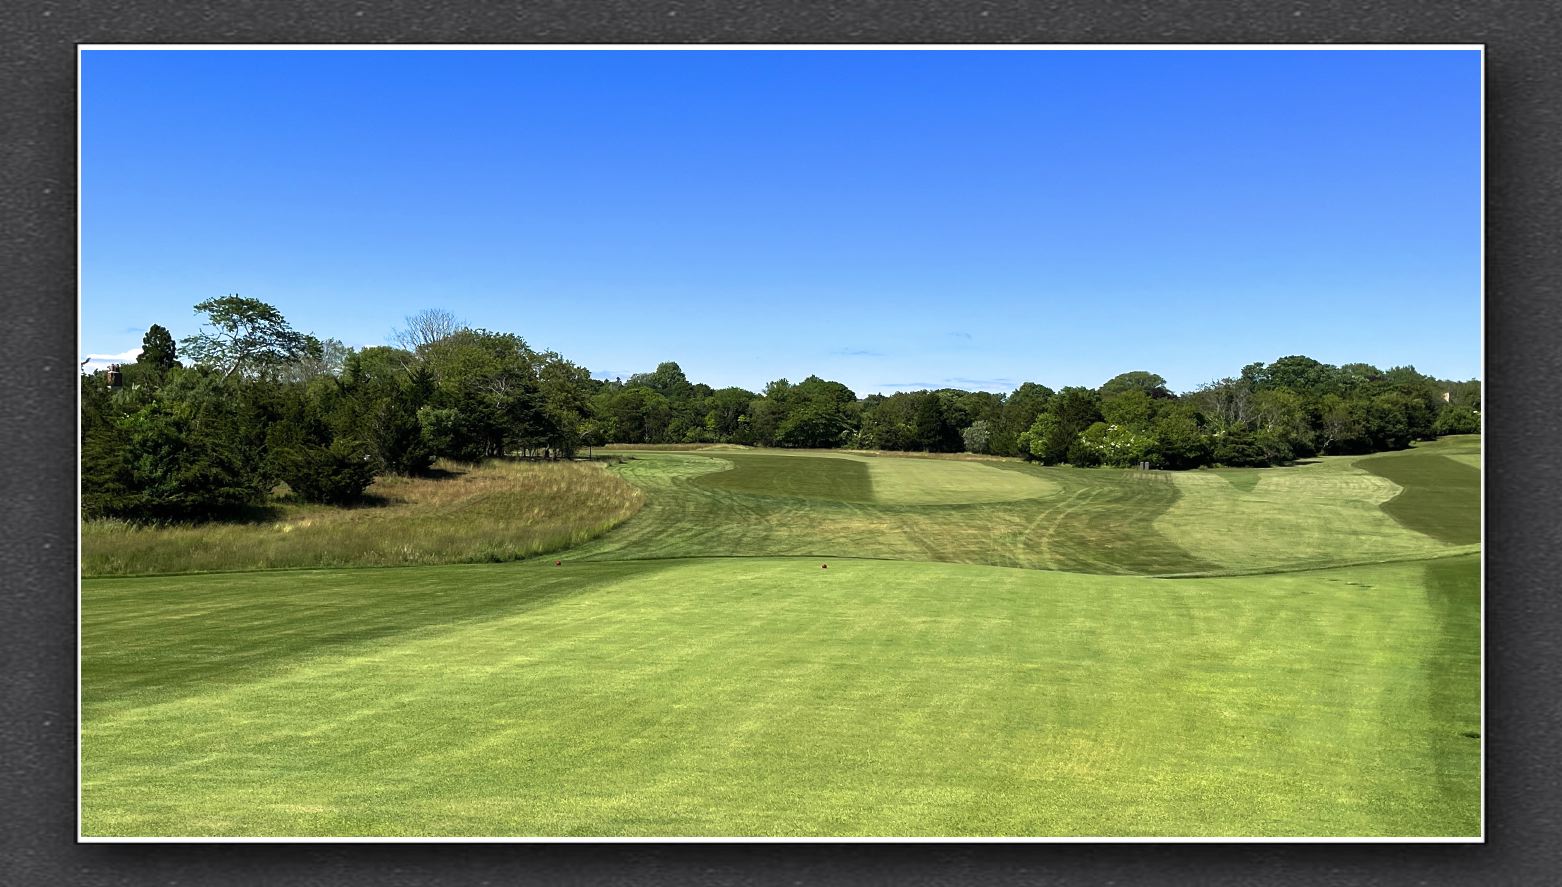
[863, 455, 1060, 505]
[82, 555, 1478, 837]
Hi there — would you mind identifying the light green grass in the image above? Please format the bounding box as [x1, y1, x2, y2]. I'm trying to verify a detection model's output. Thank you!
[82, 555, 1478, 837]
[1154, 439, 1478, 574]
[863, 455, 1059, 505]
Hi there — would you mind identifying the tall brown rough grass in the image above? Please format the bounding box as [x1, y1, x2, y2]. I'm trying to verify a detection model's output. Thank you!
[82, 459, 645, 577]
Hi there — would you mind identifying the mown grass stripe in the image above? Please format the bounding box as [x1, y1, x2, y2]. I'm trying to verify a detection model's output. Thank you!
[1358, 452, 1480, 545]
[692, 453, 875, 503]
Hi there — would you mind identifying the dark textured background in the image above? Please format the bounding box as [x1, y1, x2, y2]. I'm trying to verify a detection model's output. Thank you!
[3, 2, 1557, 884]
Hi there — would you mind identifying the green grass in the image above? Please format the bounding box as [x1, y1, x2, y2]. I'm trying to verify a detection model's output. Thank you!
[82, 459, 644, 577]
[81, 438, 1481, 837]
[1155, 440, 1477, 574]
[690, 450, 1059, 506]
[575, 452, 1212, 574]
[693, 452, 875, 502]
[862, 455, 1060, 505]
[82, 554, 1478, 837]
[1358, 448, 1481, 544]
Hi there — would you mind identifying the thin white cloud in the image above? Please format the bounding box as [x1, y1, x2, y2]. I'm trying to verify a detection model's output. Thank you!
[79, 347, 141, 371]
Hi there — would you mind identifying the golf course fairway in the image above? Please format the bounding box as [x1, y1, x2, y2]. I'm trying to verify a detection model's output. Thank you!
[81, 437, 1481, 837]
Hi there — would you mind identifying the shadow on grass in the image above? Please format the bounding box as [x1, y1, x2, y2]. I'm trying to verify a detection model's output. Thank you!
[83, 559, 681, 709]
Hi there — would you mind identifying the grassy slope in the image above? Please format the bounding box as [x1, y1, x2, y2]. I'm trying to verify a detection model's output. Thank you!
[1154, 437, 1479, 574]
[82, 555, 1478, 837]
[576, 442, 1475, 576]
[82, 459, 644, 577]
[1358, 440, 1481, 545]
[81, 437, 1481, 837]
[578, 453, 1211, 575]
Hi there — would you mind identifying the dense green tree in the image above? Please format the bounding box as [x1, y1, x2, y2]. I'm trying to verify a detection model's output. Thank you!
[1100, 371, 1171, 400]
[270, 438, 379, 504]
[1025, 386, 1102, 464]
[909, 391, 960, 452]
[1100, 389, 1154, 430]
[1251, 388, 1316, 458]
[1317, 394, 1372, 455]
[137, 324, 181, 373]
[334, 347, 436, 474]
[420, 329, 547, 457]
[1210, 429, 1271, 467]
[279, 336, 351, 384]
[182, 296, 311, 380]
[1433, 404, 1481, 435]
[628, 361, 695, 402]
[1149, 404, 1210, 470]
[777, 402, 849, 449]
[597, 386, 671, 444]
[83, 370, 264, 520]
[1363, 393, 1414, 451]
[1244, 355, 1338, 396]
[538, 352, 594, 456]
[706, 387, 756, 440]
[991, 383, 1052, 457]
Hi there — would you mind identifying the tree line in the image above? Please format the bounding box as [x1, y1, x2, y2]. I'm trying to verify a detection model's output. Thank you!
[82, 297, 1481, 521]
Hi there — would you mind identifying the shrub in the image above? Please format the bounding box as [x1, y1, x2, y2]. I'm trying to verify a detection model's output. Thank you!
[1211, 429, 1271, 468]
[273, 439, 381, 504]
[961, 420, 993, 454]
[1075, 422, 1155, 467]
[82, 402, 258, 520]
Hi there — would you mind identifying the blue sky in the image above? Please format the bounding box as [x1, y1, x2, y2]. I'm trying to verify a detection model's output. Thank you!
[80, 48, 1481, 394]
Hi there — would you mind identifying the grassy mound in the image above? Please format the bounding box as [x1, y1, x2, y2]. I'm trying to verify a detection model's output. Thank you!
[82, 459, 644, 577]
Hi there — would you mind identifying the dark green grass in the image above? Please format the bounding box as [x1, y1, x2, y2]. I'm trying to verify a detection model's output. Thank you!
[692, 452, 874, 502]
[1359, 451, 1480, 544]
[1217, 471, 1263, 492]
[82, 555, 1479, 837]
[1422, 556, 1483, 801]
